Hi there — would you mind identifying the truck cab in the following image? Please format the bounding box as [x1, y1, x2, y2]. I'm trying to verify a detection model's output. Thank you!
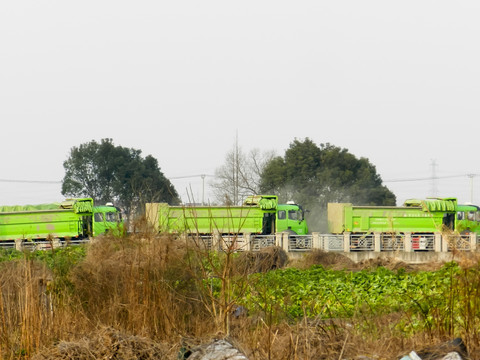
[93, 203, 124, 236]
[276, 202, 308, 235]
[456, 204, 480, 234]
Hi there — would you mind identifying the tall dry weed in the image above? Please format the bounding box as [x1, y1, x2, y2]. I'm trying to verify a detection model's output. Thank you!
[0, 258, 55, 358]
[70, 232, 211, 339]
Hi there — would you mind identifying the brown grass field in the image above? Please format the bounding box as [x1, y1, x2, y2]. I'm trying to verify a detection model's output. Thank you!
[0, 227, 478, 359]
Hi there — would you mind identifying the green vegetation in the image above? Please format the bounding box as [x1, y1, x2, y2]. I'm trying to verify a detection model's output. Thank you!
[62, 138, 180, 218]
[259, 138, 396, 231]
[1, 236, 479, 359]
[243, 263, 459, 324]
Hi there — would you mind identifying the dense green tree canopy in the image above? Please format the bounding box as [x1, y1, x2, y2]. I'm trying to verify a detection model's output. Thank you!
[259, 138, 396, 231]
[62, 139, 179, 217]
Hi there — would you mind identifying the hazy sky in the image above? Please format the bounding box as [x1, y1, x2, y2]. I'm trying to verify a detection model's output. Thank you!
[1, 1, 480, 206]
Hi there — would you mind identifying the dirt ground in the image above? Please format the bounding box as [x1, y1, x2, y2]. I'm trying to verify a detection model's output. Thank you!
[31, 327, 176, 360]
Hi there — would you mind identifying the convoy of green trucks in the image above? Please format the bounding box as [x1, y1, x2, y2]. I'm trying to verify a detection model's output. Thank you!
[0, 198, 122, 242]
[3, 192, 480, 249]
[0, 194, 308, 245]
[146, 195, 309, 236]
[146, 194, 480, 239]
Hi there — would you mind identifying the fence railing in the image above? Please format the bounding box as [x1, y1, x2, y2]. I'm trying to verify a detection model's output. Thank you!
[0, 238, 91, 251]
[206, 232, 478, 253]
[1, 232, 478, 253]
[177, 232, 478, 254]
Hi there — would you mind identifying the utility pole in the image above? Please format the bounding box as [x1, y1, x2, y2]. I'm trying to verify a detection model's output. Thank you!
[233, 131, 240, 205]
[201, 174, 206, 205]
[170, 174, 212, 205]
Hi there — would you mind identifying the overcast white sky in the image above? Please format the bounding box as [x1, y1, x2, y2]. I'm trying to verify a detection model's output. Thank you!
[1, 1, 479, 207]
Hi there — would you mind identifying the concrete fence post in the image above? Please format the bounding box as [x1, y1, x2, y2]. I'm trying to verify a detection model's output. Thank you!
[374, 232, 381, 252]
[470, 232, 477, 252]
[343, 232, 351, 252]
[404, 232, 412, 252]
[244, 233, 251, 252]
[15, 239, 23, 251]
[213, 231, 221, 251]
[282, 232, 290, 253]
[312, 232, 322, 250]
[53, 238, 61, 249]
[442, 233, 449, 253]
[275, 232, 282, 248]
[434, 232, 442, 252]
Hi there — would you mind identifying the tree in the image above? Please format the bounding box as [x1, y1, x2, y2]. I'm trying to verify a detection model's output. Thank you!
[259, 138, 396, 231]
[62, 139, 179, 218]
[211, 140, 276, 205]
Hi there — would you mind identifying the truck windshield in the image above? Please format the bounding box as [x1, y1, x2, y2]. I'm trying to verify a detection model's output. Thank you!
[105, 212, 121, 222]
[94, 211, 121, 223]
[288, 210, 303, 221]
[457, 210, 480, 221]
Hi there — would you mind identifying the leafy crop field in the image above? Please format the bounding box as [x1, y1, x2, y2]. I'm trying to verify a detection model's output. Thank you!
[242, 264, 457, 322]
[0, 234, 479, 359]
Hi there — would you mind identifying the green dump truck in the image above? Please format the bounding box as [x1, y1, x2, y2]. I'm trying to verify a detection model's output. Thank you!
[146, 195, 308, 235]
[0, 198, 123, 242]
[327, 197, 472, 235]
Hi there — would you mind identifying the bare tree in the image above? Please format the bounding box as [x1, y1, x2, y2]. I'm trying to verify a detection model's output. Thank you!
[211, 139, 276, 205]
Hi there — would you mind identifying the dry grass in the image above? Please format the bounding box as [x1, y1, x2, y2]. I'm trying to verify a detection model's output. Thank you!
[295, 248, 357, 270]
[0, 231, 479, 359]
[234, 246, 289, 275]
[31, 326, 174, 360]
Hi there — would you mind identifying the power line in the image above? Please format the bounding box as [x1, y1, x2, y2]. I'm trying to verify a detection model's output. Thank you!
[169, 174, 215, 205]
[0, 173, 475, 186]
[430, 159, 438, 197]
[0, 174, 216, 184]
[468, 174, 475, 203]
[384, 174, 476, 183]
[0, 179, 61, 184]
[170, 174, 214, 180]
